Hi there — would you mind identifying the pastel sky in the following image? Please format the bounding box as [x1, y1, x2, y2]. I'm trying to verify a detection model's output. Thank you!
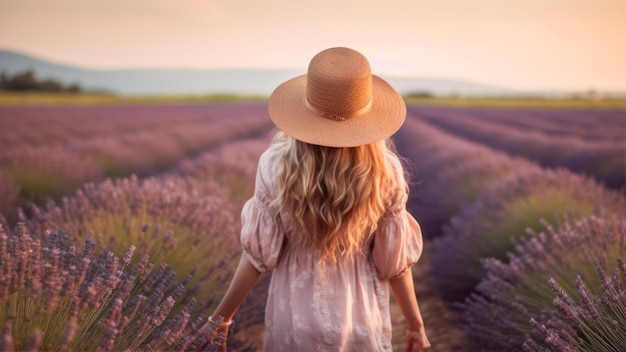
[1, 0, 625, 92]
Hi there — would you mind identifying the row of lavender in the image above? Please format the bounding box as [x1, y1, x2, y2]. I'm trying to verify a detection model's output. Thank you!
[1, 102, 274, 351]
[409, 105, 626, 190]
[0, 103, 273, 220]
[395, 114, 625, 351]
[413, 106, 626, 142]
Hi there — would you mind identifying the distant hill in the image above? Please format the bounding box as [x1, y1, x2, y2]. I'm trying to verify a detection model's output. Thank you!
[0, 49, 514, 96]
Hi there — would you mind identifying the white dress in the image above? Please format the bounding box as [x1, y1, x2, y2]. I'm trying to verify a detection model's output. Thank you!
[241, 142, 423, 351]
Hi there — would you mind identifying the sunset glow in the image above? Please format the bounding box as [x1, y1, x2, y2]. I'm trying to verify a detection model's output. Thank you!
[1, 0, 625, 92]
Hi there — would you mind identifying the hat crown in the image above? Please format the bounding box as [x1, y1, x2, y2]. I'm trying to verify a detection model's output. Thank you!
[306, 47, 373, 120]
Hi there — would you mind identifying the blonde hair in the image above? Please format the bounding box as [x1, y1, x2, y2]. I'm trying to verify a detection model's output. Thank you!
[271, 132, 405, 263]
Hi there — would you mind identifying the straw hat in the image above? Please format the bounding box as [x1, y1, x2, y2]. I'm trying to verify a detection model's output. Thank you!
[268, 47, 406, 148]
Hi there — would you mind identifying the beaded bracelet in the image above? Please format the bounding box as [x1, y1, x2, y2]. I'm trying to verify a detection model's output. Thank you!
[208, 315, 233, 327]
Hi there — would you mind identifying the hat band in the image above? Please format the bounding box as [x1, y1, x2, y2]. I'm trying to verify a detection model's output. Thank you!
[304, 97, 372, 121]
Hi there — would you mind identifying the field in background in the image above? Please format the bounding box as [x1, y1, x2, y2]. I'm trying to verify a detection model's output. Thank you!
[0, 92, 267, 105]
[1, 91, 624, 109]
[1, 97, 624, 351]
[405, 95, 626, 109]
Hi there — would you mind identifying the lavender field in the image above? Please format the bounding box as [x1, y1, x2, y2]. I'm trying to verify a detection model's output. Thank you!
[1, 102, 625, 351]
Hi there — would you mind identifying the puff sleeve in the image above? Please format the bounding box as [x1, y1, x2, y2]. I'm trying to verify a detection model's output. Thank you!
[240, 148, 284, 273]
[371, 155, 423, 280]
[372, 209, 423, 280]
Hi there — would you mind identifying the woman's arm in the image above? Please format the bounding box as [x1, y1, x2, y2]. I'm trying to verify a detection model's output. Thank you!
[389, 269, 431, 351]
[211, 254, 262, 322]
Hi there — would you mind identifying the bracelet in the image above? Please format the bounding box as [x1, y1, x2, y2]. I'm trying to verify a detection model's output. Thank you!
[208, 315, 233, 327]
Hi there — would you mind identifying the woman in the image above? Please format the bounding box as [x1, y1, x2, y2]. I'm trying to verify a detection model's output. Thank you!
[209, 47, 431, 351]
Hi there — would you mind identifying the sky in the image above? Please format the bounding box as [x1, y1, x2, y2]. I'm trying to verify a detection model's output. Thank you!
[1, 0, 625, 93]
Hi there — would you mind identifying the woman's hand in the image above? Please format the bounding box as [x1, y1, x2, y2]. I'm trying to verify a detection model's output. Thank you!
[190, 318, 230, 352]
[389, 270, 431, 351]
[207, 316, 232, 352]
[209, 255, 260, 351]
[215, 325, 229, 352]
[406, 328, 431, 352]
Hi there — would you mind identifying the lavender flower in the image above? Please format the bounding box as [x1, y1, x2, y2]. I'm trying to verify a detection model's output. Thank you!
[58, 320, 77, 351]
[122, 244, 135, 266]
[1, 321, 13, 352]
[24, 329, 42, 352]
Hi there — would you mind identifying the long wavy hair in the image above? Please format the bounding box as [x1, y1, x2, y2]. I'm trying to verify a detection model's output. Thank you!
[270, 132, 405, 263]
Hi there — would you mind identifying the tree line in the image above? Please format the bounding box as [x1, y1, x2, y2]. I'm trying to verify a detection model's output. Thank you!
[0, 70, 81, 92]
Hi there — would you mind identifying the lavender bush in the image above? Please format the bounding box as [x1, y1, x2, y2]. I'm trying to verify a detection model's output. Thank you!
[431, 168, 626, 302]
[0, 222, 227, 351]
[458, 215, 625, 351]
[23, 174, 241, 309]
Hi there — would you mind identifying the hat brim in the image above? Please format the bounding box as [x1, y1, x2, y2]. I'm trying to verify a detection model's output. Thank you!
[268, 74, 406, 148]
